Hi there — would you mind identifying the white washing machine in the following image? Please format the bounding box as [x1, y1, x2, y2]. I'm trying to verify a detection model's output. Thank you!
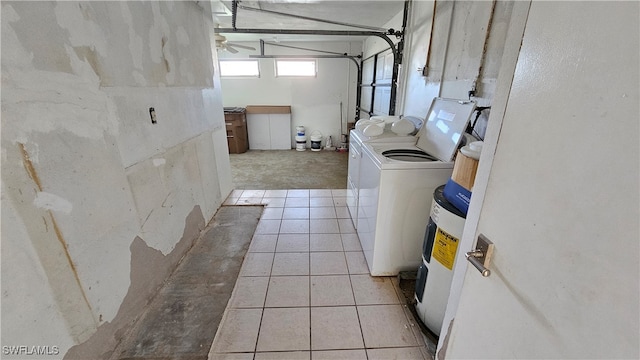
[356, 98, 476, 276]
[347, 118, 423, 230]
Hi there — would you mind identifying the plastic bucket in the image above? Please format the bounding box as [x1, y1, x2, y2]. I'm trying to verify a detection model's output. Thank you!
[310, 131, 322, 152]
[296, 126, 305, 136]
[295, 135, 307, 151]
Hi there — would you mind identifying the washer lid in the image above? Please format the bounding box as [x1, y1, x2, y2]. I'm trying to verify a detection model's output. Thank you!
[416, 98, 476, 162]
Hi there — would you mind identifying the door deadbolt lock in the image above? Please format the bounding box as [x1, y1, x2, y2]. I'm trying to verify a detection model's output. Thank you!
[465, 234, 494, 277]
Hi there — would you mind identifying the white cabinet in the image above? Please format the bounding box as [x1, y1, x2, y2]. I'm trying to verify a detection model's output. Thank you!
[268, 114, 291, 149]
[246, 106, 292, 150]
[246, 113, 270, 149]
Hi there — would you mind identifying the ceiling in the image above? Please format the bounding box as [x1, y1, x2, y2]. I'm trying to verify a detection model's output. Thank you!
[211, 0, 405, 42]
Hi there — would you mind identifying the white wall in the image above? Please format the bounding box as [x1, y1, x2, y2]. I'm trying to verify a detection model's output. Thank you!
[218, 41, 361, 148]
[1, 2, 231, 358]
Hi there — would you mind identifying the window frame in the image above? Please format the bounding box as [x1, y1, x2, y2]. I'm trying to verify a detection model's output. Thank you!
[219, 59, 260, 78]
[274, 59, 317, 78]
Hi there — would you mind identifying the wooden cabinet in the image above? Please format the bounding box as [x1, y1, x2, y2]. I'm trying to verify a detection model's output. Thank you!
[245, 106, 292, 150]
[224, 108, 249, 154]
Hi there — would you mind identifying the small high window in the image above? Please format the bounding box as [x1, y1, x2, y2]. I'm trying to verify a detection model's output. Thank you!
[219, 60, 260, 77]
[275, 60, 317, 77]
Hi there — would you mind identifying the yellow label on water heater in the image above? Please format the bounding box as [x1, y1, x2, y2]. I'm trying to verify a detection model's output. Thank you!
[432, 227, 459, 270]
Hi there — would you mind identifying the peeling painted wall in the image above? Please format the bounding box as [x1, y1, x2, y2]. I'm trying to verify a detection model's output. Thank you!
[373, 0, 514, 138]
[1, 1, 231, 358]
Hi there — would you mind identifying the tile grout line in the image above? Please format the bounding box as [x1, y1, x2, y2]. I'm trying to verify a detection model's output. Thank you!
[343, 227, 371, 360]
[253, 205, 274, 356]
[342, 194, 375, 359]
[250, 280, 268, 354]
[308, 215, 313, 358]
[387, 266, 429, 356]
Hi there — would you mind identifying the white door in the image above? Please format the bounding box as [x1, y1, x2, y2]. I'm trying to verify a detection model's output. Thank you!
[443, 2, 639, 359]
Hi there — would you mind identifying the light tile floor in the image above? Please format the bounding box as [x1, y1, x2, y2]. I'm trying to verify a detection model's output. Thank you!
[210, 189, 429, 360]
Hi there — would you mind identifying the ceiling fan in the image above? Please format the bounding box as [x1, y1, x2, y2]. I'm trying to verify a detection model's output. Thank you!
[214, 33, 256, 53]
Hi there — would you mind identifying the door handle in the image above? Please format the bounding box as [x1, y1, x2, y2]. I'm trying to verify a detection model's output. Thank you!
[465, 234, 494, 277]
[466, 250, 490, 277]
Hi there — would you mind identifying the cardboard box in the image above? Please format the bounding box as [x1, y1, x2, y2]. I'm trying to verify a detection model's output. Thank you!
[450, 151, 478, 190]
[245, 105, 291, 114]
[443, 150, 479, 214]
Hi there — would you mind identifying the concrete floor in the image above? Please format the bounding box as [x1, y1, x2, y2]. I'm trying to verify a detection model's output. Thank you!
[112, 206, 263, 360]
[229, 150, 349, 190]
